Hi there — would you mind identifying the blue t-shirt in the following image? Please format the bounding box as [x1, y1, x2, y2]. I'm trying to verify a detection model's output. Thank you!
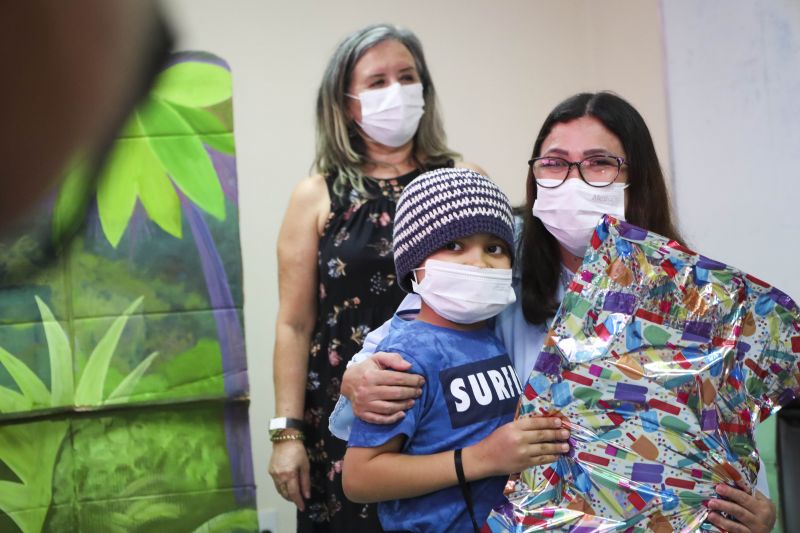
[348, 319, 521, 533]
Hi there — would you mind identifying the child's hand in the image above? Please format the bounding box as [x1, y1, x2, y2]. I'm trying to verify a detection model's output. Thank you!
[464, 416, 570, 478]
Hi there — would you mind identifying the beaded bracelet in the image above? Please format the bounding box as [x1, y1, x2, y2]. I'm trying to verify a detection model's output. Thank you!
[271, 433, 304, 442]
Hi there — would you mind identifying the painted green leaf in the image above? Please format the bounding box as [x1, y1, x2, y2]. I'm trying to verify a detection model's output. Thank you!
[119, 111, 145, 139]
[0, 387, 31, 413]
[106, 498, 182, 532]
[0, 420, 67, 532]
[35, 296, 74, 406]
[171, 102, 227, 134]
[202, 132, 235, 155]
[171, 102, 235, 155]
[136, 150, 182, 239]
[96, 139, 143, 248]
[74, 297, 143, 407]
[128, 500, 182, 523]
[106, 351, 160, 404]
[106, 513, 137, 533]
[0, 427, 38, 484]
[0, 347, 50, 407]
[139, 98, 226, 220]
[7, 509, 49, 533]
[0, 422, 62, 489]
[152, 62, 231, 108]
[52, 155, 94, 245]
[0, 481, 40, 513]
[190, 509, 259, 533]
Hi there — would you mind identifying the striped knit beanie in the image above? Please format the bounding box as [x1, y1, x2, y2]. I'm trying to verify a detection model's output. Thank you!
[393, 167, 514, 292]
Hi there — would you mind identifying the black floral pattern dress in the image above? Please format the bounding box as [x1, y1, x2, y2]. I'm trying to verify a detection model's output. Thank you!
[299, 165, 448, 532]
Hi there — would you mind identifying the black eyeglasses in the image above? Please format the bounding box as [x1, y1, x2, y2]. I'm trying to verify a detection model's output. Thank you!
[528, 155, 627, 188]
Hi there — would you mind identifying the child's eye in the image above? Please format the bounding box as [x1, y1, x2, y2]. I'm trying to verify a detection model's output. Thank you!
[487, 244, 508, 255]
[443, 241, 463, 251]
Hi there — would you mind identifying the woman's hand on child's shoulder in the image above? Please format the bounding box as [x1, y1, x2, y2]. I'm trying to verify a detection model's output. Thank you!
[343, 352, 424, 424]
[463, 415, 571, 479]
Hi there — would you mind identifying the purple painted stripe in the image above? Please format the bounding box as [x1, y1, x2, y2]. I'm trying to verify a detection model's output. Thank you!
[682, 320, 712, 343]
[768, 287, 797, 310]
[614, 383, 648, 403]
[225, 402, 256, 498]
[617, 221, 649, 240]
[701, 409, 719, 431]
[633, 463, 664, 474]
[631, 463, 664, 483]
[209, 149, 238, 205]
[182, 195, 251, 502]
[603, 291, 636, 314]
[697, 256, 726, 270]
[534, 351, 561, 375]
[573, 526, 605, 533]
[737, 341, 751, 361]
[779, 388, 797, 406]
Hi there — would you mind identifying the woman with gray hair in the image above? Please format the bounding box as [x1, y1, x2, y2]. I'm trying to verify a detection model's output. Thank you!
[268, 23, 485, 532]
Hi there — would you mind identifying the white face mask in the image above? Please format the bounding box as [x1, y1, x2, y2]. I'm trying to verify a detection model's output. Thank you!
[532, 178, 627, 258]
[411, 259, 516, 324]
[347, 82, 425, 147]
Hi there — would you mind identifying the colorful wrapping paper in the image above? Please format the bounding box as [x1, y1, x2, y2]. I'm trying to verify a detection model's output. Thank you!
[485, 216, 800, 533]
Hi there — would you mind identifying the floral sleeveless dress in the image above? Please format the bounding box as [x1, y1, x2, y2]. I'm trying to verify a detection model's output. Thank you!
[299, 165, 447, 532]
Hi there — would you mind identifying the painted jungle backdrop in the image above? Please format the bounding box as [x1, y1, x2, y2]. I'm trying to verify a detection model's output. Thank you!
[0, 52, 257, 532]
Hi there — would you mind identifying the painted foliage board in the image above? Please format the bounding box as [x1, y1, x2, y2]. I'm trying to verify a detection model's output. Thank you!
[0, 52, 257, 532]
[485, 216, 800, 532]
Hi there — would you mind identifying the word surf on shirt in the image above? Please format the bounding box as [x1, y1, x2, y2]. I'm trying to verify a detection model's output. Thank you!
[439, 354, 521, 429]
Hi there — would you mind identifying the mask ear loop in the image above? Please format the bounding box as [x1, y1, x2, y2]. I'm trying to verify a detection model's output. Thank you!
[411, 266, 425, 284]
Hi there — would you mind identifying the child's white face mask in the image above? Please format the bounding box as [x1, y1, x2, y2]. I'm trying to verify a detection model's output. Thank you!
[411, 259, 516, 324]
[532, 178, 627, 258]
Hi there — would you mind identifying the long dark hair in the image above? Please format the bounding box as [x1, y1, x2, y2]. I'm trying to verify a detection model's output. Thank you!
[519, 91, 683, 324]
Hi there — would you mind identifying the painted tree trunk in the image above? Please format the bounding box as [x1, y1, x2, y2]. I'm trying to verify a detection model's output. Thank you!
[182, 196, 252, 500]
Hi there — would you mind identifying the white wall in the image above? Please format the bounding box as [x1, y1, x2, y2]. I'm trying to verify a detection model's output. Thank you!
[159, 1, 668, 531]
[662, 0, 800, 298]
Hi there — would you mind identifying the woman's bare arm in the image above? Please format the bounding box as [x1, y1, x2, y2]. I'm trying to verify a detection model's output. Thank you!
[268, 174, 329, 510]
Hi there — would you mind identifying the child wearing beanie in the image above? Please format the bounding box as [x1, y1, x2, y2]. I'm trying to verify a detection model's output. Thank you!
[342, 168, 523, 533]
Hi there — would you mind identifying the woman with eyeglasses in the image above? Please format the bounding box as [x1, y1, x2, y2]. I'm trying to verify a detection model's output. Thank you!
[268, 23, 486, 533]
[330, 92, 777, 532]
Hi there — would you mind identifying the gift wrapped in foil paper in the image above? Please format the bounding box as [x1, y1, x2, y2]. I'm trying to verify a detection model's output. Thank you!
[485, 215, 800, 532]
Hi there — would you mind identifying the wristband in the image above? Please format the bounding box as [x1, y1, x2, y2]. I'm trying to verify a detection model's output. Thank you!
[454, 449, 480, 533]
[269, 417, 304, 442]
[271, 433, 305, 443]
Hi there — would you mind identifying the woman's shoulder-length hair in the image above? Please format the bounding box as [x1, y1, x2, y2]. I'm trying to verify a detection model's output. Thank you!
[313, 23, 459, 197]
